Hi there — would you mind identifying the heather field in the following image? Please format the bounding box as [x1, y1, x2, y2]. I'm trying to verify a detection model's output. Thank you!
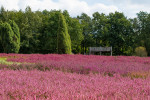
[0, 54, 150, 100]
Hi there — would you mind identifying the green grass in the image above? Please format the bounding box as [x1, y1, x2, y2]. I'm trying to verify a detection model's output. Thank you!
[0, 57, 21, 65]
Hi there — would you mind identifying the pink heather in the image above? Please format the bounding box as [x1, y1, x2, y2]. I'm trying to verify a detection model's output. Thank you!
[0, 54, 150, 99]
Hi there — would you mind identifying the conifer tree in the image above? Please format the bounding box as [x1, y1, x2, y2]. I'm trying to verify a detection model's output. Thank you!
[57, 13, 72, 54]
[0, 20, 20, 53]
[8, 20, 20, 53]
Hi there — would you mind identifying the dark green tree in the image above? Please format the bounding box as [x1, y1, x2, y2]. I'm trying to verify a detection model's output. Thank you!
[136, 11, 150, 56]
[129, 18, 141, 51]
[92, 12, 109, 47]
[107, 12, 134, 55]
[57, 12, 72, 54]
[78, 13, 93, 54]
[39, 10, 60, 53]
[0, 20, 20, 53]
[18, 6, 42, 53]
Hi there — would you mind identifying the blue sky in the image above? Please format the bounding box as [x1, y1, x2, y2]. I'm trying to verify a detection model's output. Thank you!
[0, 0, 150, 18]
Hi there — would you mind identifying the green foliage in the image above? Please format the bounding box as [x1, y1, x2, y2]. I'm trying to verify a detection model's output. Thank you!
[57, 12, 72, 54]
[63, 10, 83, 53]
[8, 20, 20, 53]
[135, 46, 147, 57]
[107, 12, 134, 55]
[0, 22, 15, 53]
[78, 13, 93, 54]
[0, 6, 8, 21]
[7, 6, 42, 53]
[69, 18, 83, 53]
[136, 11, 150, 56]
[39, 10, 60, 53]
[0, 20, 20, 53]
[92, 12, 109, 47]
[0, 21, 3, 52]
[1, 7, 150, 56]
[22, 7, 41, 53]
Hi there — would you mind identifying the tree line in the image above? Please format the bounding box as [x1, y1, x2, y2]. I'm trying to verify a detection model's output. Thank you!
[0, 6, 150, 56]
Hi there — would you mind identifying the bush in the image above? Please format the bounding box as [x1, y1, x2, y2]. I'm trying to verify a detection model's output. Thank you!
[135, 46, 147, 57]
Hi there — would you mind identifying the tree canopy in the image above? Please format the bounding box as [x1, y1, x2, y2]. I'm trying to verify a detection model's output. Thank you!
[0, 7, 150, 56]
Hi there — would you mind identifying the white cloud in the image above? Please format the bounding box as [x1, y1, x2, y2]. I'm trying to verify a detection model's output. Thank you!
[0, 0, 119, 17]
[91, 4, 119, 15]
[0, 0, 20, 10]
[2, 0, 150, 18]
[110, 0, 150, 18]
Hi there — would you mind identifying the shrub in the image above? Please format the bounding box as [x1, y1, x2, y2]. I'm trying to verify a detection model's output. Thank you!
[135, 46, 147, 57]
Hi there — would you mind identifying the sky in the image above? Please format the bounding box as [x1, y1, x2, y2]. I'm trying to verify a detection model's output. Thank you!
[0, 0, 150, 18]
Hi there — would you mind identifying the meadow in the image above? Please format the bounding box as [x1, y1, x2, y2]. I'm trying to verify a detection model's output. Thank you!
[0, 54, 150, 100]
